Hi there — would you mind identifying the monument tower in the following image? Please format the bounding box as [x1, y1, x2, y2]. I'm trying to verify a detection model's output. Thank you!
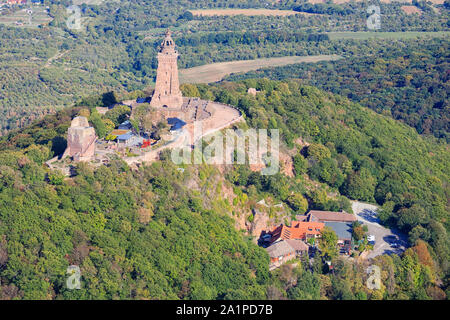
[62, 116, 96, 162]
[151, 29, 183, 109]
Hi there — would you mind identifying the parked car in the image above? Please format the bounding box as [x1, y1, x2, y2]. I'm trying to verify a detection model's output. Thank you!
[367, 235, 375, 244]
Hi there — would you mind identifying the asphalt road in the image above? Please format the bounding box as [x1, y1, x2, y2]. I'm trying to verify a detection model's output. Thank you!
[351, 201, 407, 259]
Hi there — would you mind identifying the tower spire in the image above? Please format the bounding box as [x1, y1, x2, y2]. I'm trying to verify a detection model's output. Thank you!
[160, 28, 176, 54]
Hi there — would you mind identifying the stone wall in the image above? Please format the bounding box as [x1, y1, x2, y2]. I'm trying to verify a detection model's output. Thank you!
[63, 116, 96, 161]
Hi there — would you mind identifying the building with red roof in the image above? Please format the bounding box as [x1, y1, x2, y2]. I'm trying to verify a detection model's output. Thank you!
[6, 0, 27, 4]
[266, 239, 309, 270]
[269, 221, 325, 243]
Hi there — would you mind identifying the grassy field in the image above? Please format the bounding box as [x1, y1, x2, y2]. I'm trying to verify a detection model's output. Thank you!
[327, 31, 450, 40]
[0, 7, 52, 27]
[179, 55, 342, 84]
[189, 8, 313, 16]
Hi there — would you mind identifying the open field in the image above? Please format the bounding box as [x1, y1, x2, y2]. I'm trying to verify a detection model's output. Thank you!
[401, 5, 422, 14]
[0, 7, 52, 27]
[189, 9, 313, 16]
[327, 31, 450, 40]
[179, 55, 341, 84]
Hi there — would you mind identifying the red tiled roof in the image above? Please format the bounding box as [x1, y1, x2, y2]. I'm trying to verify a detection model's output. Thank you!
[308, 210, 357, 223]
[270, 221, 324, 242]
[270, 225, 283, 240]
[110, 129, 130, 136]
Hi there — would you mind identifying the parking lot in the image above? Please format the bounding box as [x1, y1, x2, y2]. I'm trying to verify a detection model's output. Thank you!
[352, 201, 407, 259]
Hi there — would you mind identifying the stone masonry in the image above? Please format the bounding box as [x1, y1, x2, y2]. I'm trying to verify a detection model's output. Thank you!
[63, 116, 96, 161]
[151, 29, 183, 109]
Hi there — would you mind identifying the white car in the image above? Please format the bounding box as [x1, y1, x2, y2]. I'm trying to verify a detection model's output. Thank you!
[367, 235, 375, 243]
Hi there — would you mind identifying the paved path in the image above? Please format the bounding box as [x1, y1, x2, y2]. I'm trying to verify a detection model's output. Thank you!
[352, 201, 407, 259]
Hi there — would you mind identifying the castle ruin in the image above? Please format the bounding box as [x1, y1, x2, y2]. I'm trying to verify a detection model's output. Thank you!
[63, 116, 97, 162]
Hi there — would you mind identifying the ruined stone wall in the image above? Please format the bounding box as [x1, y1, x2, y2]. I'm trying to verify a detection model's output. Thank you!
[64, 116, 96, 161]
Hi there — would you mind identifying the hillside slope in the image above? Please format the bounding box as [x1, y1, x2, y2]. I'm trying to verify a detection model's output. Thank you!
[185, 79, 449, 275]
[0, 80, 448, 299]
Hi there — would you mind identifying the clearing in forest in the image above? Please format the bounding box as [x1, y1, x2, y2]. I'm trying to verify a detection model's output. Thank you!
[401, 5, 423, 14]
[179, 55, 341, 84]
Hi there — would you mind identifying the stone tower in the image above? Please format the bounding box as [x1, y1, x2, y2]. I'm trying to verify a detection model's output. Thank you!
[63, 116, 96, 162]
[151, 29, 183, 109]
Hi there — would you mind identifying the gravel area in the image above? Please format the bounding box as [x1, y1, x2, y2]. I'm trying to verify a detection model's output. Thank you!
[352, 201, 408, 259]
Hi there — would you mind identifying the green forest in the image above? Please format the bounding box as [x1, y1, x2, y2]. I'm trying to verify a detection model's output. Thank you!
[0, 0, 448, 135]
[187, 79, 449, 244]
[0, 0, 448, 301]
[225, 38, 450, 141]
[0, 79, 448, 299]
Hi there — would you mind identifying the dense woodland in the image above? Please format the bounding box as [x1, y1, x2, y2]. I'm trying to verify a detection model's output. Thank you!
[226, 38, 450, 141]
[0, 0, 448, 133]
[0, 0, 448, 300]
[184, 79, 449, 294]
[0, 80, 448, 299]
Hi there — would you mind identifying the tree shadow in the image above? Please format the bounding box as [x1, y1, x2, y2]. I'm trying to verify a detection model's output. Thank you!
[52, 136, 67, 157]
[357, 208, 379, 223]
[102, 91, 118, 107]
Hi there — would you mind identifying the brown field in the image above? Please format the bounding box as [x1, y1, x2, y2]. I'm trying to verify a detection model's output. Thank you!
[189, 9, 315, 16]
[401, 5, 422, 14]
[179, 55, 342, 84]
